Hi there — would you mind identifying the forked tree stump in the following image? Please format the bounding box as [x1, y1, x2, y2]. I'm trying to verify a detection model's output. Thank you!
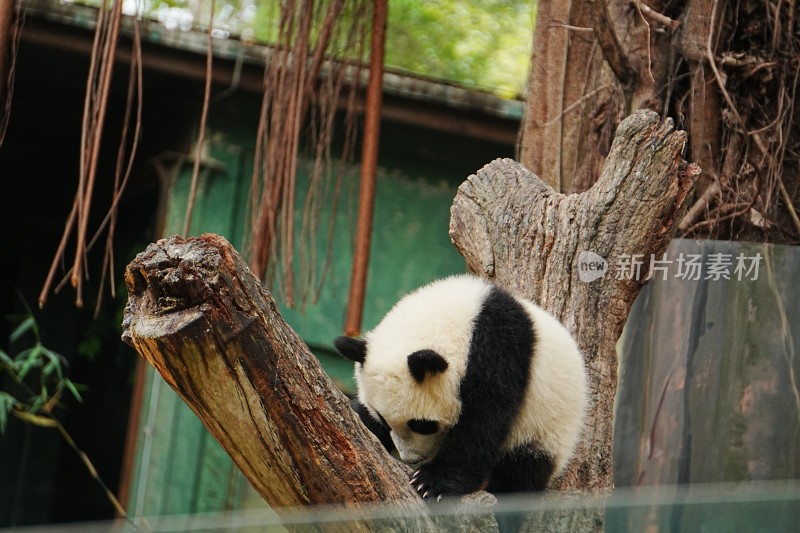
[450, 109, 699, 492]
[122, 110, 697, 530]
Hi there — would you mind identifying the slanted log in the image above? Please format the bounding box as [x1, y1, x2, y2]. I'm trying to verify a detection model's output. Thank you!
[121, 233, 439, 529]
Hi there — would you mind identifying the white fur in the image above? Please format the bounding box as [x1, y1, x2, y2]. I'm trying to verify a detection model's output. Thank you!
[357, 275, 487, 462]
[355, 274, 588, 473]
[510, 300, 588, 474]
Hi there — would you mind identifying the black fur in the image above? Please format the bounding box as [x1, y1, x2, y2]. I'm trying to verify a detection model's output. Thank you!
[351, 398, 395, 452]
[411, 286, 537, 499]
[334, 336, 367, 364]
[488, 444, 555, 493]
[407, 419, 439, 435]
[407, 349, 449, 383]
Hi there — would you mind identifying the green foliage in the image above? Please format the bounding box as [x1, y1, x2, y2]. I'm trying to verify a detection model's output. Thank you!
[77, 0, 535, 97]
[385, 0, 535, 97]
[241, 0, 537, 96]
[0, 314, 83, 433]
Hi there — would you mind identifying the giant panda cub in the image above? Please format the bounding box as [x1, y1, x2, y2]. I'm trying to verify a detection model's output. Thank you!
[334, 274, 588, 500]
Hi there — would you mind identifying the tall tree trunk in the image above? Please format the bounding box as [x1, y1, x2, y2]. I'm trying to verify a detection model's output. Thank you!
[520, 0, 620, 194]
[521, 0, 799, 241]
[451, 110, 700, 492]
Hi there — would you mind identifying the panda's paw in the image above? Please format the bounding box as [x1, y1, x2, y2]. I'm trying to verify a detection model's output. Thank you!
[409, 463, 481, 501]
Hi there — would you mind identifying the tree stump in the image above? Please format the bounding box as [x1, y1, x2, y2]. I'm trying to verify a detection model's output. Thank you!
[450, 109, 700, 492]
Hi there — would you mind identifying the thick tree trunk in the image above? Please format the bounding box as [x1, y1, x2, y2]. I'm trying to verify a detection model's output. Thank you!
[520, 0, 620, 194]
[122, 234, 425, 525]
[520, 0, 677, 196]
[450, 109, 700, 492]
[522, 0, 799, 241]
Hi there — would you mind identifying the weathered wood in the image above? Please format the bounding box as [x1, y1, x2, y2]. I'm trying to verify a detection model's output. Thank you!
[450, 110, 700, 492]
[121, 234, 432, 525]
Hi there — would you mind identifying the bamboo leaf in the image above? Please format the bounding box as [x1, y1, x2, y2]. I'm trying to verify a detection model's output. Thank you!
[0, 392, 16, 433]
[63, 379, 83, 404]
[40, 347, 66, 380]
[40, 347, 67, 378]
[0, 349, 14, 369]
[9, 316, 36, 343]
[16, 344, 43, 380]
[42, 359, 60, 379]
[30, 392, 46, 414]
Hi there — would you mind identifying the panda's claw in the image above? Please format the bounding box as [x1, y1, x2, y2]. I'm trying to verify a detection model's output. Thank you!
[437, 495, 443, 502]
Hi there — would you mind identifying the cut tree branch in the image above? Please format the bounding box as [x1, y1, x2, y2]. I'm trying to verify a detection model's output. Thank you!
[121, 234, 501, 531]
[121, 235, 424, 515]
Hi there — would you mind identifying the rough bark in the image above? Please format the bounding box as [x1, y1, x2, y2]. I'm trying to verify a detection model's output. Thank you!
[122, 234, 425, 527]
[450, 109, 700, 492]
[521, 0, 677, 195]
[122, 233, 503, 531]
[523, 0, 799, 242]
[520, 0, 621, 194]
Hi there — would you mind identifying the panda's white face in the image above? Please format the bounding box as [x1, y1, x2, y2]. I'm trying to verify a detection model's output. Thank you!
[354, 276, 492, 465]
[365, 404, 449, 464]
[357, 362, 460, 464]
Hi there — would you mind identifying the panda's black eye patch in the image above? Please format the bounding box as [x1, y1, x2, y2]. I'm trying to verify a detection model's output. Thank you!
[407, 419, 439, 435]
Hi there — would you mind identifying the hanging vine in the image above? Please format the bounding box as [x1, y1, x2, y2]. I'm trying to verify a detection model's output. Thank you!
[247, 0, 371, 308]
[39, 0, 144, 310]
[38, 0, 373, 311]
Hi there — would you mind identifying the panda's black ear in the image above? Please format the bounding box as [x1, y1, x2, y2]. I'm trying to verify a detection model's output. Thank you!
[334, 336, 367, 364]
[407, 349, 448, 383]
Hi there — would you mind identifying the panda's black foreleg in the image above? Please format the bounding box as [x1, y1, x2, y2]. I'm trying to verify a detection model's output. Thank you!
[408, 402, 510, 499]
[410, 288, 534, 500]
[487, 445, 555, 493]
[350, 398, 396, 453]
[409, 449, 492, 500]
